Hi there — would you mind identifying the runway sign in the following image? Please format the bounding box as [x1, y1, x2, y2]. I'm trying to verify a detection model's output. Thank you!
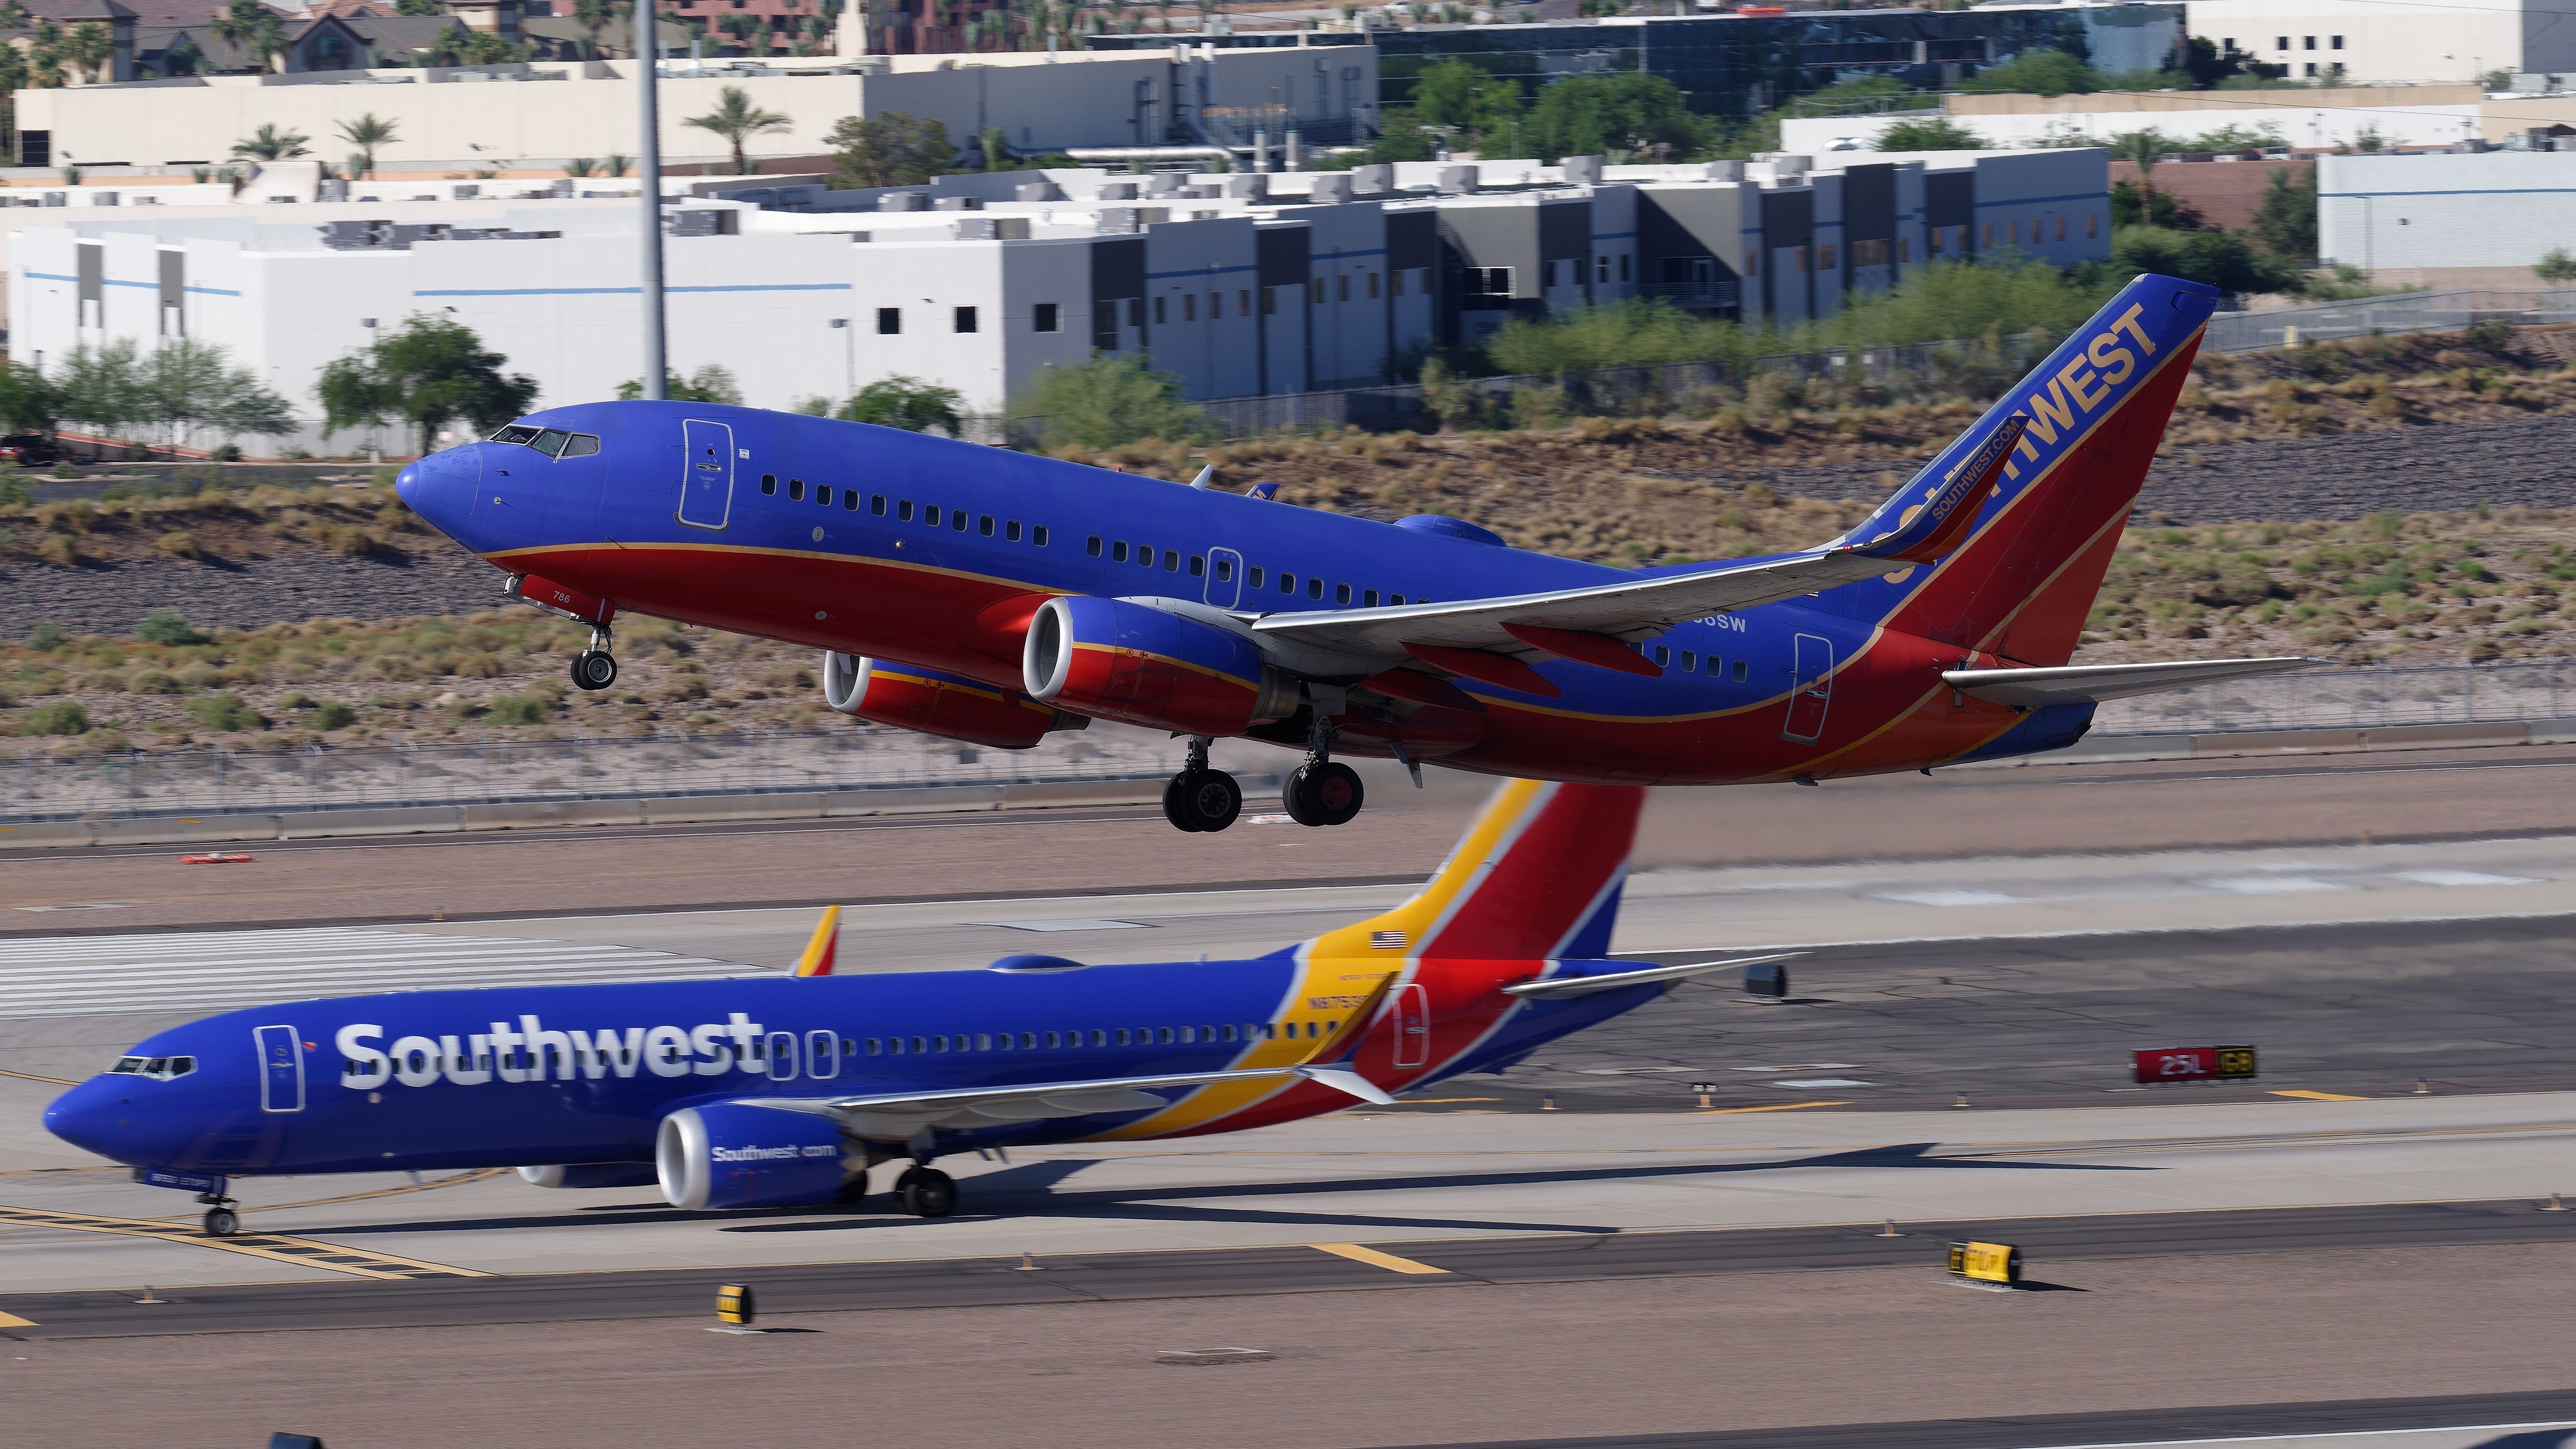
[1946, 1240, 2021, 1286]
[717, 1283, 756, 1326]
[2132, 1045, 2259, 1084]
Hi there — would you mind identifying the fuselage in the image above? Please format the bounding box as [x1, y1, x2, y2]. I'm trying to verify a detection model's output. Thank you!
[44, 954, 1653, 1179]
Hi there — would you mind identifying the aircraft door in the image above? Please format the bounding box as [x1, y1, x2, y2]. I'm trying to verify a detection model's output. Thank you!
[805, 1030, 840, 1080]
[254, 1024, 304, 1113]
[677, 419, 735, 530]
[1205, 547, 1243, 609]
[1783, 633, 1832, 743]
[1391, 982, 1429, 1069]
[766, 1032, 799, 1082]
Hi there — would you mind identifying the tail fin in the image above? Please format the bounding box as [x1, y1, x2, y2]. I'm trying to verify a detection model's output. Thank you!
[1308, 779, 1646, 962]
[1839, 273, 2220, 668]
[791, 905, 841, 978]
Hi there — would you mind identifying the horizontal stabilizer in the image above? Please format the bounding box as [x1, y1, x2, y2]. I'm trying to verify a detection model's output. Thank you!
[1501, 951, 1803, 1000]
[1942, 656, 2324, 709]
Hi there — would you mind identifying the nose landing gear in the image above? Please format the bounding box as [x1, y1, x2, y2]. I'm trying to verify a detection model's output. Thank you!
[196, 1191, 241, 1237]
[569, 624, 617, 692]
[1163, 736, 1243, 833]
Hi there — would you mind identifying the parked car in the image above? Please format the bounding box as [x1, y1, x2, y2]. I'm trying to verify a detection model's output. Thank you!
[0, 434, 62, 465]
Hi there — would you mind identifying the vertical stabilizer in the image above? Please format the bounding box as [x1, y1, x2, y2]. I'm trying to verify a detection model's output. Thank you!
[791, 905, 841, 978]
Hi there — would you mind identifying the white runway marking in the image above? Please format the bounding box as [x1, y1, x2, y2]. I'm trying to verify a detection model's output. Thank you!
[0, 927, 765, 1020]
[2197, 876, 2347, 895]
[975, 919, 1151, 933]
[2388, 869, 2539, 888]
[1876, 889, 2025, 908]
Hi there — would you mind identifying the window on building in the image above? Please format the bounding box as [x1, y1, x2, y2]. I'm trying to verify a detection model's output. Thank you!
[1818, 243, 1837, 269]
[954, 305, 977, 333]
[1983, 222, 1994, 247]
[1261, 286, 1277, 314]
[2331, 33, 2343, 48]
[1185, 293, 1197, 322]
[2276, 34, 2288, 49]
[1619, 253, 1631, 282]
[1795, 246, 1810, 272]
[1127, 298, 1144, 327]
[1462, 266, 1513, 299]
[1154, 295, 1167, 324]
[1390, 270, 1404, 298]
[1746, 249, 1759, 275]
[1236, 288, 1248, 314]
[1898, 236, 1911, 263]
[2303, 61, 2318, 76]
[1337, 274, 1350, 301]
[2303, 34, 2316, 49]
[1929, 227, 1944, 255]
[1595, 255, 1609, 283]
[1367, 271, 1380, 298]
[876, 307, 900, 334]
[1033, 302, 1059, 332]
[1311, 277, 1325, 303]
[2087, 212, 2099, 239]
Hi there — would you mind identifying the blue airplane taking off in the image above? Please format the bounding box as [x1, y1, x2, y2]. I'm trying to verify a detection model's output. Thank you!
[49, 780, 1784, 1236]
[393, 272, 2314, 834]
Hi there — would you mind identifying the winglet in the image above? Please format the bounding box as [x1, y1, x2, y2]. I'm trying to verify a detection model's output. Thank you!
[1858, 414, 2028, 565]
[791, 905, 841, 978]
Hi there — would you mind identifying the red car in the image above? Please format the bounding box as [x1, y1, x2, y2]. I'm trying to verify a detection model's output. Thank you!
[0, 434, 62, 465]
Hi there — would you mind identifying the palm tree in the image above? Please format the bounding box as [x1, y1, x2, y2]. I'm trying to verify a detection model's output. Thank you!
[682, 85, 790, 175]
[571, 0, 609, 58]
[336, 113, 399, 177]
[2110, 128, 2169, 227]
[231, 122, 311, 161]
[211, 0, 286, 73]
[65, 21, 113, 84]
[27, 21, 66, 87]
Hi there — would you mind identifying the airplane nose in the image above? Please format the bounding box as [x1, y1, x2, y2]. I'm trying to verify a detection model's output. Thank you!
[44, 1079, 139, 1163]
[395, 443, 483, 538]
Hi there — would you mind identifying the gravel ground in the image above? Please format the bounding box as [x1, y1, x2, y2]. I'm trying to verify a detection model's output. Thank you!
[1, 548, 508, 639]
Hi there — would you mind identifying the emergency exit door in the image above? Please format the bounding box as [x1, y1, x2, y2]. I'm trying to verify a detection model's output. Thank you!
[254, 1024, 304, 1114]
[1783, 633, 1833, 743]
[1391, 982, 1430, 1069]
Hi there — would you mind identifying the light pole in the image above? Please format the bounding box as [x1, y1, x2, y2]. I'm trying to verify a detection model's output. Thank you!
[637, 0, 666, 400]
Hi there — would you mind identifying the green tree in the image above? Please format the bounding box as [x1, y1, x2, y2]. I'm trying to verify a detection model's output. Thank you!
[316, 316, 540, 452]
[1960, 48, 2099, 97]
[0, 362, 64, 435]
[838, 375, 964, 433]
[230, 122, 311, 161]
[1525, 72, 1704, 163]
[211, 0, 286, 71]
[55, 339, 148, 439]
[1874, 116, 1986, 151]
[2247, 164, 2318, 260]
[2537, 247, 2576, 284]
[64, 21, 113, 83]
[1018, 353, 1203, 451]
[336, 112, 399, 177]
[2109, 225, 2297, 296]
[2108, 128, 2172, 222]
[980, 124, 1009, 172]
[27, 21, 64, 87]
[137, 608, 210, 645]
[614, 364, 743, 404]
[2111, 178, 2208, 230]
[394, 0, 442, 13]
[1310, 120, 1440, 170]
[825, 110, 954, 188]
[571, 0, 611, 56]
[143, 338, 294, 452]
[1411, 57, 1522, 153]
[684, 85, 792, 176]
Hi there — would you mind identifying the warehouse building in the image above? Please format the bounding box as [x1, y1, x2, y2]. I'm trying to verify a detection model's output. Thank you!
[2318, 149, 2576, 275]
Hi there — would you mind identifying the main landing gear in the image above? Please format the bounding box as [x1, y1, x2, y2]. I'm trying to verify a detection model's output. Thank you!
[569, 623, 617, 692]
[890, 1165, 957, 1218]
[1163, 735, 1244, 834]
[1283, 715, 1363, 828]
[197, 1190, 241, 1238]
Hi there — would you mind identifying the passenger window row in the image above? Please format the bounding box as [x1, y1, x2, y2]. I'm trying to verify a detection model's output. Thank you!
[860, 1020, 1337, 1055]
[1647, 643, 1752, 683]
[758, 474, 1049, 547]
[1081, 536, 1422, 608]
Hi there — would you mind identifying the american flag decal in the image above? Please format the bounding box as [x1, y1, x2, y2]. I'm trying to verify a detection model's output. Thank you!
[1371, 930, 1407, 951]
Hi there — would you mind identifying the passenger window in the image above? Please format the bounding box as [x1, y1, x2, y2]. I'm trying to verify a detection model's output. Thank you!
[1732, 660, 1749, 683]
[1655, 645, 1671, 668]
[1179, 1026, 1196, 1043]
[815, 485, 832, 506]
[1157, 1027, 1175, 1044]
[1307, 577, 1324, 600]
[871, 494, 887, 515]
[842, 489, 858, 511]
[1681, 650, 1696, 671]
[1364, 589, 1379, 606]
[1033, 526, 1049, 546]
[1091, 1029, 1107, 1046]
[976, 1034, 992, 1051]
[1045, 1031, 1060, 1048]
[952, 510, 968, 532]
[910, 1036, 926, 1053]
[1020, 1032, 1036, 1048]
[1163, 549, 1179, 571]
[1280, 573, 1295, 593]
[898, 500, 914, 522]
[1222, 1024, 1238, 1042]
[1189, 555, 1204, 577]
[788, 479, 805, 501]
[1335, 583, 1352, 605]
[1215, 558, 1231, 581]
[760, 474, 778, 496]
[1112, 540, 1128, 562]
[1249, 566, 1264, 587]
[1089, 536, 1105, 557]
[979, 515, 995, 536]
[925, 504, 941, 526]
[1115, 1028, 1131, 1046]
[1136, 542, 1153, 566]
[1006, 520, 1022, 541]
[1390, 594, 1404, 605]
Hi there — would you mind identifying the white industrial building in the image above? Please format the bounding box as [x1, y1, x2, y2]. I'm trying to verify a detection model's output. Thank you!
[2184, 0, 2576, 85]
[1780, 103, 2482, 154]
[6, 148, 2106, 456]
[2319, 149, 2576, 270]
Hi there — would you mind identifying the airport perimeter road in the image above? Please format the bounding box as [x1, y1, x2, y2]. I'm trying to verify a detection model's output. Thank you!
[13, 742, 2576, 934]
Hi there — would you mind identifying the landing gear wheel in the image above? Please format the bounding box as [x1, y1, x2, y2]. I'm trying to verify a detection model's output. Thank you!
[569, 649, 618, 692]
[1163, 768, 1241, 833]
[893, 1166, 956, 1218]
[1284, 761, 1364, 827]
[202, 1206, 240, 1238]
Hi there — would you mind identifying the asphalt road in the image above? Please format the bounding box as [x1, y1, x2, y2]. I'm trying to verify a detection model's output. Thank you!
[3, 1197, 2568, 1340]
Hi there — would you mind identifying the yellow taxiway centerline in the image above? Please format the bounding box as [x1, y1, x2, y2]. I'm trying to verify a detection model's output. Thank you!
[1312, 1242, 1452, 1275]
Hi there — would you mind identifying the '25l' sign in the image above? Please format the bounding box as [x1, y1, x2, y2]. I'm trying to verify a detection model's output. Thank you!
[2132, 1045, 2259, 1084]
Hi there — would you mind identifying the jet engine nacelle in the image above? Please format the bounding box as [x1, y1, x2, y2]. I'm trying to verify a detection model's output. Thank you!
[821, 651, 1088, 751]
[655, 1101, 858, 1211]
[517, 1163, 660, 1190]
[1023, 595, 1297, 736]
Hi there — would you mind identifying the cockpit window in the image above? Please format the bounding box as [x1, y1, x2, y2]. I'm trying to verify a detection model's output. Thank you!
[489, 425, 599, 458]
[107, 1055, 195, 1080]
[561, 433, 600, 457]
[489, 424, 542, 445]
[531, 429, 572, 459]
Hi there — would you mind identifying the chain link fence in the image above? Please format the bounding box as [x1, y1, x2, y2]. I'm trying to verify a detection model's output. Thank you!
[2090, 661, 2575, 736]
[2204, 288, 2576, 353]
